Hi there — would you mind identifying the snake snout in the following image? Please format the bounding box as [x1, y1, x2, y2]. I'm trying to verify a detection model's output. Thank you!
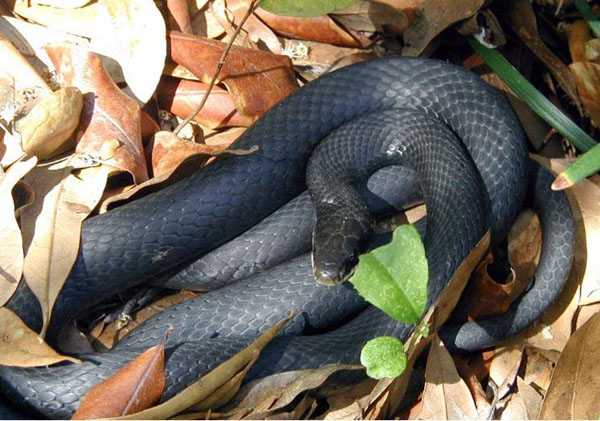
[313, 254, 358, 285]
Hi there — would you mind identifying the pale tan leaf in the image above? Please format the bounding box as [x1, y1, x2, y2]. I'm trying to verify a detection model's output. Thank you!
[489, 344, 524, 401]
[32, 0, 94, 7]
[523, 347, 557, 393]
[0, 156, 37, 306]
[73, 342, 166, 419]
[0, 29, 50, 92]
[22, 162, 109, 337]
[90, 0, 167, 104]
[412, 336, 477, 420]
[516, 377, 542, 420]
[12, 0, 99, 38]
[499, 388, 529, 420]
[0, 307, 80, 366]
[539, 312, 600, 419]
[20, 87, 83, 159]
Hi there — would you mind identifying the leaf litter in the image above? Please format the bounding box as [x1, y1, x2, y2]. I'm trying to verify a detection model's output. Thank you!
[0, 0, 599, 418]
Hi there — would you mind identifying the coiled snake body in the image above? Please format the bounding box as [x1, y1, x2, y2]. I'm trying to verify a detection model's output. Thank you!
[0, 57, 574, 418]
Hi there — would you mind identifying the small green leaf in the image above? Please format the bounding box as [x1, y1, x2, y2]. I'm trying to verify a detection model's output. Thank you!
[259, 0, 356, 18]
[349, 225, 427, 324]
[360, 336, 406, 379]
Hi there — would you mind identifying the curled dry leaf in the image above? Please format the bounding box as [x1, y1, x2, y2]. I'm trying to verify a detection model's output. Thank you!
[190, 0, 225, 39]
[157, 77, 251, 129]
[72, 341, 166, 419]
[151, 131, 258, 177]
[19, 86, 83, 159]
[12, 0, 99, 38]
[539, 312, 600, 419]
[488, 344, 524, 401]
[0, 156, 37, 307]
[46, 43, 148, 183]
[411, 336, 477, 420]
[118, 312, 294, 419]
[0, 307, 80, 367]
[22, 163, 109, 337]
[402, 0, 484, 57]
[169, 31, 298, 121]
[90, 0, 167, 105]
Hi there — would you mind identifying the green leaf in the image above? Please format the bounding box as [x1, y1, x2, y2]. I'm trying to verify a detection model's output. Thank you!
[469, 38, 597, 153]
[259, 0, 356, 17]
[360, 336, 406, 379]
[553, 142, 600, 190]
[349, 225, 427, 324]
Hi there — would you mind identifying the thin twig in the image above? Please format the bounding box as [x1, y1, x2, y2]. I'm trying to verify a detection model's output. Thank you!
[173, 0, 262, 135]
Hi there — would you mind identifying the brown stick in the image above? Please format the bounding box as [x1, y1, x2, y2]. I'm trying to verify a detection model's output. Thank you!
[173, 0, 262, 135]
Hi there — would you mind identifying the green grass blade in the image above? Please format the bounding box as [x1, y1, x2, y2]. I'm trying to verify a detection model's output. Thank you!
[469, 38, 597, 152]
[553, 143, 600, 190]
[575, 0, 600, 39]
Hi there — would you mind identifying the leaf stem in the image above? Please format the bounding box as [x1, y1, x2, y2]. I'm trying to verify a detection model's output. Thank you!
[173, 0, 262, 135]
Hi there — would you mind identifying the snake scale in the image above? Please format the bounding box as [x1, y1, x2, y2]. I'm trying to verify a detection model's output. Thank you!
[0, 57, 574, 418]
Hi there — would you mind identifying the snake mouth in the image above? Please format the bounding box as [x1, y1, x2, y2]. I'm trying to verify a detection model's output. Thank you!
[313, 253, 359, 286]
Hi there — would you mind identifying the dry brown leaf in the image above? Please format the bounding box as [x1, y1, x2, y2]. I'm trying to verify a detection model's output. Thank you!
[508, 209, 542, 284]
[21, 162, 109, 336]
[19, 87, 83, 159]
[224, 0, 282, 54]
[190, 0, 225, 38]
[118, 312, 293, 419]
[569, 62, 600, 127]
[566, 20, 589, 64]
[489, 344, 524, 400]
[452, 356, 491, 416]
[46, 43, 148, 183]
[332, 0, 412, 36]
[516, 376, 542, 420]
[522, 347, 557, 393]
[539, 312, 600, 419]
[257, 8, 370, 47]
[90, 0, 167, 105]
[157, 77, 251, 129]
[0, 307, 80, 366]
[0, 156, 37, 306]
[411, 336, 477, 419]
[0, 29, 50, 93]
[499, 387, 529, 420]
[151, 131, 257, 177]
[12, 0, 99, 38]
[73, 342, 166, 419]
[168, 0, 193, 33]
[510, 0, 582, 114]
[225, 364, 363, 417]
[168, 31, 298, 121]
[402, 0, 483, 57]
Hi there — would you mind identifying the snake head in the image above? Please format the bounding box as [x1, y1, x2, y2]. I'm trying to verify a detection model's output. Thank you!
[311, 216, 372, 285]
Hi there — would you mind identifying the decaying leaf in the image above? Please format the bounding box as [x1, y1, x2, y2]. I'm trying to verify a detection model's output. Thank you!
[73, 341, 166, 419]
[402, 0, 484, 57]
[0, 307, 80, 367]
[46, 43, 148, 183]
[157, 77, 251, 129]
[150, 131, 257, 177]
[21, 162, 109, 336]
[118, 312, 294, 419]
[522, 346, 557, 393]
[539, 312, 600, 419]
[90, 0, 167, 104]
[19, 86, 83, 159]
[411, 336, 477, 419]
[0, 156, 37, 307]
[516, 376, 542, 420]
[222, 0, 283, 54]
[168, 31, 298, 121]
[167, 0, 193, 33]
